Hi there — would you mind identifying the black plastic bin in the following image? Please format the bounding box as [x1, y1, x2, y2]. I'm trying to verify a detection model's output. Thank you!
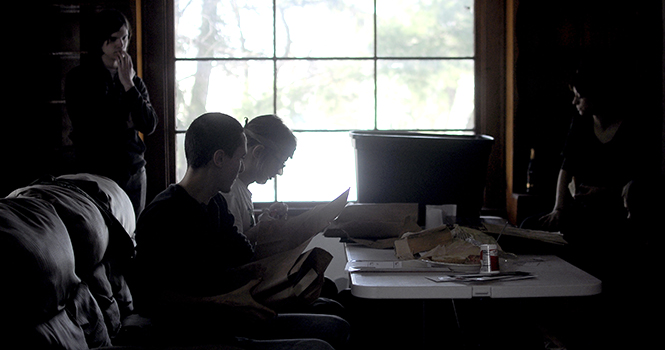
[351, 130, 494, 223]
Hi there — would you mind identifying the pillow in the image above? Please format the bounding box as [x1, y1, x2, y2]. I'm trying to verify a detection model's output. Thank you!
[12, 308, 88, 349]
[0, 197, 80, 325]
[7, 183, 109, 273]
[56, 173, 137, 319]
[7, 284, 112, 349]
[6, 179, 125, 336]
[58, 173, 136, 237]
[68, 282, 113, 348]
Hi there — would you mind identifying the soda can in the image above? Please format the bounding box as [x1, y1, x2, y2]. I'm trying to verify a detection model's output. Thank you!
[480, 244, 499, 273]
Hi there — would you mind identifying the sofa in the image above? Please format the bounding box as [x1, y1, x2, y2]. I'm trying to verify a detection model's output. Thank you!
[0, 173, 140, 348]
[0, 173, 245, 350]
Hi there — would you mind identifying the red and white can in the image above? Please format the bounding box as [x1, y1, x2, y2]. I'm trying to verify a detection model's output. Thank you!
[480, 244, 499, 273]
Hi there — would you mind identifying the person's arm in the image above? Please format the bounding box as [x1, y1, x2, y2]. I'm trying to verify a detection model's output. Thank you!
[258, 202, 289, 222]
[117, 52, 158, 135]
[116, 51, 136, 91]
[125, 77, 158, 135]
[538, 168, 573, 231]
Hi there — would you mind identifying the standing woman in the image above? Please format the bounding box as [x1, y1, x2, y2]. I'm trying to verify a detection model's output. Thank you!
[66, 9, 158, 218]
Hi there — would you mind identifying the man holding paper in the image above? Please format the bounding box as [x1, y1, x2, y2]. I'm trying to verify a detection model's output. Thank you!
[134, 112, 348, 349]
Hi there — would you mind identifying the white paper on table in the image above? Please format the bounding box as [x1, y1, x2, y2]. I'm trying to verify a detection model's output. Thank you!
[426, 271, 535, 283]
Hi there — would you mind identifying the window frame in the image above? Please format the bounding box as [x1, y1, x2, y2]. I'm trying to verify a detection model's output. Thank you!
[141, 0, 507, 213]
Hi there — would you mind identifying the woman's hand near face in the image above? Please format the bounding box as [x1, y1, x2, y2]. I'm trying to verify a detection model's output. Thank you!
[116, 51, 136, 91]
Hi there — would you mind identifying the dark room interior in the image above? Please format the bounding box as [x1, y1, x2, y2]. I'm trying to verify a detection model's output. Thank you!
[4, 1, 664, 349]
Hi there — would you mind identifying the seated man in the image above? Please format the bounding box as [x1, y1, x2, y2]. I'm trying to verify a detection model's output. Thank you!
[133, 112, 349, 349]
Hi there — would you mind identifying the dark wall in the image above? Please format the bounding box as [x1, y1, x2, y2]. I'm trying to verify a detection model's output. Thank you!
[3, 1, 136, 197]
[4, 4, 55, 196]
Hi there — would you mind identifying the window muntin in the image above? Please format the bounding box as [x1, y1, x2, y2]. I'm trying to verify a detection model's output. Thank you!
[174, 0, 475, 202]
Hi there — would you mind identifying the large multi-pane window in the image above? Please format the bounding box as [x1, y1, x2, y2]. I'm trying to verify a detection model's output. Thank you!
[174, 0, 475, 202]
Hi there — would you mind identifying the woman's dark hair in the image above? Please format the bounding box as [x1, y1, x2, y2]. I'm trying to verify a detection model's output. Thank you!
[185, 113, 245, 168]
[92, 9, 132, 56]
[570, 51, 634, 114]
[244, 115, 297, 159]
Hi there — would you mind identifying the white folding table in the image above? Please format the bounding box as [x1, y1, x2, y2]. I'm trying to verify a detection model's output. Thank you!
[345, 244, 602, 299]
[344, 244, 602, 349]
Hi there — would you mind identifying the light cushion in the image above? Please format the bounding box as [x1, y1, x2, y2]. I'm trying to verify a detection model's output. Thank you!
[6, 176, 130, 336]
[7, 283, 112, 349]
[58, 173, 136, 237]
[56, 173, 137, 319]
[7, 183, 109, 273]
[0, 197, 80, 324]
[0, 197, 111, 348]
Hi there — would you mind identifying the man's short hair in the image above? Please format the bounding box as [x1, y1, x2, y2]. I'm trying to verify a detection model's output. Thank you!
[185, 113, 244, 168]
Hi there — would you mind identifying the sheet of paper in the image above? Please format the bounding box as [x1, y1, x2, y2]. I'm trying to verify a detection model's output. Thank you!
[242, 190, 349, 301]
[483, 223, 568, 245]
[426, 271, 535, 283]
[345, 260, 458, 273]
[248, 189, 349, 260]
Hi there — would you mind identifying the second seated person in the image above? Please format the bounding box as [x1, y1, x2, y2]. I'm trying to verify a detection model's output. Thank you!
[222, 114, 296, 236]
[133, 113, 349, 350]
[223, 114, 346, 318]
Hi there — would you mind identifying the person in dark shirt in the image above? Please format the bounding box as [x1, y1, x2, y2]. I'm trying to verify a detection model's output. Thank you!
[134, 112, 348, 349]
[530, 55, 660, 349]
[537, 56, 658, 240]
[65, 9, 158, 218]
